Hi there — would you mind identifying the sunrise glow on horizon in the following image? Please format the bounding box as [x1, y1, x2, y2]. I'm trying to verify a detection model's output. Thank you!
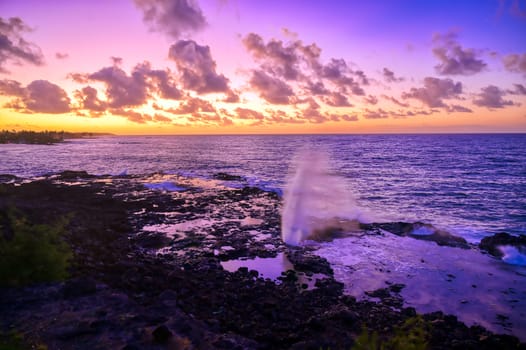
[1, 0, 525, 135]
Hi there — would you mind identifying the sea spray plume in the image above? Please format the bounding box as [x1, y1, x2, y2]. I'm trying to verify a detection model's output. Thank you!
[281, 150, 366, 245]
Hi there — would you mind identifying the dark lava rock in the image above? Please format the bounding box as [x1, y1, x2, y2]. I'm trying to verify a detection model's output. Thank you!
[53, 322, 98, 340]
[366, 288, 391, 299]
[389, 283, 406, 293]
[213, 172, 244, 181]
[134, 231, 172, 249]
[62, 277, 97, 298]
[239, 186, 266, 196]
[57, 170, 96, 179]
[371, 221, 469, 248]
[479, 232, 526, 258]
[152, 325, 172, 343]
[1, 174, 525, 350]
[287, 249, 333, 275]
[370, 221, 415, 235]
[0, 174, 18, 183]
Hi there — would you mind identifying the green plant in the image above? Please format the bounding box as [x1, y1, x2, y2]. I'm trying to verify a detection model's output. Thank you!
[0, 209, 72, 287]
[353, 326, 380, 350]
[386, 316, 429, 350]
[0, 331, 25, 350]
[0, 331, 48, 350]
[352, 316, 430, 350]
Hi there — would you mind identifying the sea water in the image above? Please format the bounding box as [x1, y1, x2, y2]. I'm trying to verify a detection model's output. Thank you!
[2, 133, 526, 337]
[2, 134, 524, 241]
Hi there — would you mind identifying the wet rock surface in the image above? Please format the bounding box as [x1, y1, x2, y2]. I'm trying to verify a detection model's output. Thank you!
[0, 173, 524, 349]
[479, 232, 526, 258]
[365, 221, 470, 248]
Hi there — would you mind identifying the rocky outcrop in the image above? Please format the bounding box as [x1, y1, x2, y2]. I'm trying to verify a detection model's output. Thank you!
[365, 221, 470, 248]
[1, 174, 523, 349]
[479, 232, 526, 258]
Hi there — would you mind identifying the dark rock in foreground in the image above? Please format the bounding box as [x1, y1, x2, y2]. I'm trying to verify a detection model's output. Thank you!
[1, 173, 524, 349]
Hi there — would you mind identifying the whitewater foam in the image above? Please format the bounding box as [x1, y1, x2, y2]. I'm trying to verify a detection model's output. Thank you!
[281, 150, 367, 245]
[499, 245, 526, 266]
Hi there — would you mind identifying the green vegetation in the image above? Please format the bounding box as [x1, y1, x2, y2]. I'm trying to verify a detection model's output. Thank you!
[0, 331, 25, 350]
[0, 130, 112, 145]
[353, 316, 430, 350]
[0, 331, 47, 350]
[0, 209, 72, 287]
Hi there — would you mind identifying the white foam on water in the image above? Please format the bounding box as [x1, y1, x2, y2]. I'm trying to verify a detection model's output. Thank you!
[281, 150, 368, 245]
[499, 245, 526, 266]
[144, 181, 186, 192]
[411, 226, 435, 236]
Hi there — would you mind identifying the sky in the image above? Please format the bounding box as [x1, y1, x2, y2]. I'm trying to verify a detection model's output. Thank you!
[0, 0, 525, 134]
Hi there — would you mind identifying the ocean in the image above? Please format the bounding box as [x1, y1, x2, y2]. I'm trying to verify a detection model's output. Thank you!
[2, 133, 526, 336]
[2, 133, 525, 242]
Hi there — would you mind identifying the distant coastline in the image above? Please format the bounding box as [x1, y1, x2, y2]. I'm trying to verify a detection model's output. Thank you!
[0, 130, 113, 145]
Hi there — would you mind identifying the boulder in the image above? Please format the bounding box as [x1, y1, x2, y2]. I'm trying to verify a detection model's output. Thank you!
[479, 232, 526, 257]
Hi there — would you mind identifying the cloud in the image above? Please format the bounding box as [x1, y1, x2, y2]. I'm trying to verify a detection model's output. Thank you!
[320, 58, 365, 95]
[300, 99, 328, 123]
[510, 0, 526, 18]
[133, 0, 206, 39]
[111, 108, 153, 124]
[391, 109, 438, 118]
[67, 72, 90, 84]
[223, 90, 240, 103]
[473, 85, 515, 109]
[381, 95, 409, 108]
[171, 96, 215, 114]
[242, 32, 367, 104]
[152, 114, 172, 123]
[341, 114, 359, 122]
[244, 33, 305, 81]
[249, 70, 294, 104]
[402, 77, 463, 108]
[353, 70, 369, 85]
[323, 91, 352, 107]
[502, 53, 526, 74]
[85, 61, 182, 109]
[508, 83, 526, 95]
[24, 80, 71, 113]
[1, 79, 70, 113]
[266, 109, 306, 124]
[168, 40, 230, 93]
[0, 79, 25, 96]
[234, 107, 265, 121]
[89, 65, 149, 108]
[242, 32, 322, 81]
[55, 52, 69, 60]
[364, 95, 378, 105]
[499, 0, 526, 19]
[363, 108, 389, 119]
[296, 98, 349, 123]
[305, 81, 329, 95]
[75, 86, 107, 112]
[186, 111, 232, 126]
[448, 104, 473, 113]
[432, 32, 486, 75]
[0, 17, 44, 73]
[382, 68, 404, 83]
[134, 62, 182, 99]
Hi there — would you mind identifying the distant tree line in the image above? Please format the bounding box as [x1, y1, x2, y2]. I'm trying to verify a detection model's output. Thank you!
[0, 130, 111, 145]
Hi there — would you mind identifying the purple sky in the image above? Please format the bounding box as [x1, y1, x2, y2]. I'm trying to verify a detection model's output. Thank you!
[0, 0, 525, 134]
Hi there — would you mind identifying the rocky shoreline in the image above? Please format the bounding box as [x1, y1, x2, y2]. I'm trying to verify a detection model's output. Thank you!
[1, 172, 525, 349]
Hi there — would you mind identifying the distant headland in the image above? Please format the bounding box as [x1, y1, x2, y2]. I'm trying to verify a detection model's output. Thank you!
[0, 130, 113, 145]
